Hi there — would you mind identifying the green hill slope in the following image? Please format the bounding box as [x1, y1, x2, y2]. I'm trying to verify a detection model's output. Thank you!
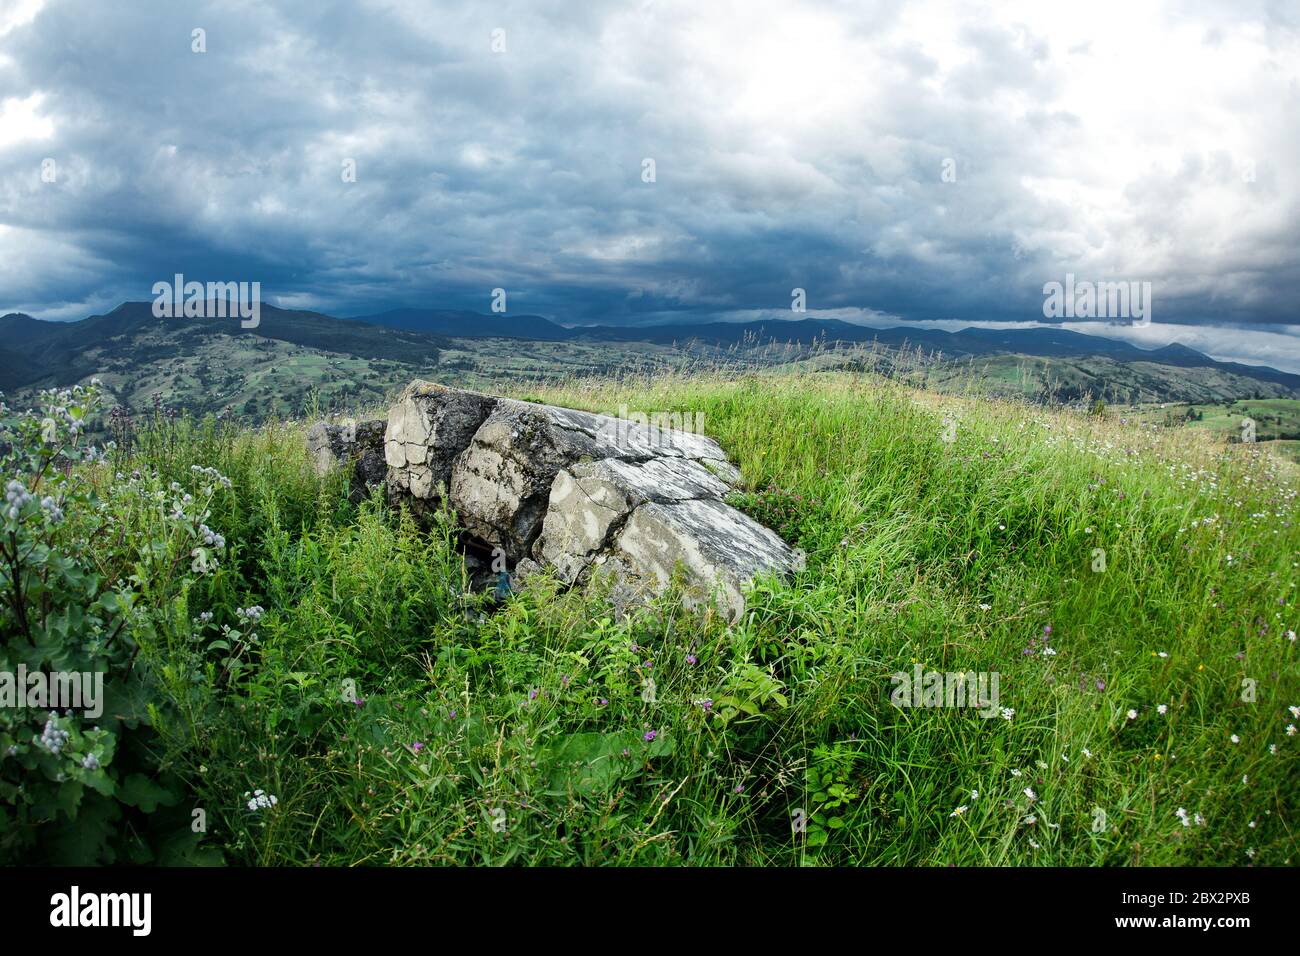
[15, 369, 1292, 866]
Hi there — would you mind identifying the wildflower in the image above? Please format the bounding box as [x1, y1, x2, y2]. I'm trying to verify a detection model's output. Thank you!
[1023, 815, 1037, 825]
[1010, 769, 1023, 777]
[950, 805, 968, 817]
[1194, 813, 1206, 827]
[970, 790, 979, 800]
[37, 713, 69, 754]
[1230, 734, 1240, 744]
[1176, 807, 1191, 827]
[978, 603, 992, 611]
[643, 730, 657, 742]
[1287, 724, 1296, 737]
[1289, 705, 1300, 719]
[1024, 787, 1037, 802]
[352, 697, 365, 708]
[81, 753, 100, 770]
[1127, 709, 1138, 721]
[1000, 708, 1014, 721]
[1082, 748, 1092, 758]
[1270, 744, 1278, 754]
[1246, 848, 1256, 859]
[1157, 704, 1168, 715]
[245, 789, 278, 811]
[686, 654, 697, 665]
[1028, 838, 1040, 849]
[411, 742, 424, 753]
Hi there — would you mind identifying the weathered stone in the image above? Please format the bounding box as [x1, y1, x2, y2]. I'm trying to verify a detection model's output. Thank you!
[534, 457, 731, 584]
[446, 396, 738, 558]
[379, 380, 796, 619]
[385, 381, 495, 503]
[448, 402, 600, 557]
[611, 498, 802, 620]
[306, 419, 387, 502]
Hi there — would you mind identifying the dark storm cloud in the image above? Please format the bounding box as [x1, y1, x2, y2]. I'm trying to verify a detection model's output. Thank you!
[0, 0, 1297, 366]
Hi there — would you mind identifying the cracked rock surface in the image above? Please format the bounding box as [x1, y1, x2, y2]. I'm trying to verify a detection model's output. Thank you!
[366, 380, 800, 619]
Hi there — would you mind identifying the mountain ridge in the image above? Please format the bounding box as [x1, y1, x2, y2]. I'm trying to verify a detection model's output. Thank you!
[4, 302, 1297, 402]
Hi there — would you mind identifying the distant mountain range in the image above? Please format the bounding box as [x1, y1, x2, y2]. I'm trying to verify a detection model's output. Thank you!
[345, 308, 1300, 392]
[1, 303, 1296, 419]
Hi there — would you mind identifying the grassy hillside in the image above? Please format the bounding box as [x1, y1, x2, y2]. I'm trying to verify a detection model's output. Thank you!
[3, 370, 1297, 865]
[6, 306, 1297, 425]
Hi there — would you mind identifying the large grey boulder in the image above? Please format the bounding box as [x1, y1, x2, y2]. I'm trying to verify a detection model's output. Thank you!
[381, 381, 801, 620]
[306, 419, 387, 502]
[384, 381, 496, 513]
[445, 399, 738, 556]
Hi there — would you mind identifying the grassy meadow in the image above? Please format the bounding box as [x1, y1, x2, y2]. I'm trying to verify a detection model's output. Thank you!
[5, 368, 1298, 866]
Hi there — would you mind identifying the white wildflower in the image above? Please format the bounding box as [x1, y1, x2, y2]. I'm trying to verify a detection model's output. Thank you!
[244, 789, 279, 811]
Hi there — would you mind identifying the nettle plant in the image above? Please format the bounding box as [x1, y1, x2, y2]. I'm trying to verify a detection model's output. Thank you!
[0, 382, 229, 863]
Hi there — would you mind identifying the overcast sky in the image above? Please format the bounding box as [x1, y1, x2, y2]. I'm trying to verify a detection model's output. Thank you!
[2, 0, 1298, 369]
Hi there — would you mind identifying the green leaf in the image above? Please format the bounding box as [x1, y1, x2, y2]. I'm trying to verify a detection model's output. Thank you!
[118, 773, 180, 813]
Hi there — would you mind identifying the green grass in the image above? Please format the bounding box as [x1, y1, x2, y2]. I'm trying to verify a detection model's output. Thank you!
[102, 369, 1299, 866]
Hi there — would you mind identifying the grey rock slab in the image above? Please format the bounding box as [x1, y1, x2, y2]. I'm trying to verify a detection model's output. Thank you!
[534, 457, 732, 584]
[385, 381, 495, 501]
[447, 402, 599, 556]
[377, 381, 795, 618]
[611, 497, 801, 621]
[446, 396, 737, 557]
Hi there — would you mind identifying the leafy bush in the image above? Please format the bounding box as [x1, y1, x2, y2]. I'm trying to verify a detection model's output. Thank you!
[0, 383, 225, 863]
